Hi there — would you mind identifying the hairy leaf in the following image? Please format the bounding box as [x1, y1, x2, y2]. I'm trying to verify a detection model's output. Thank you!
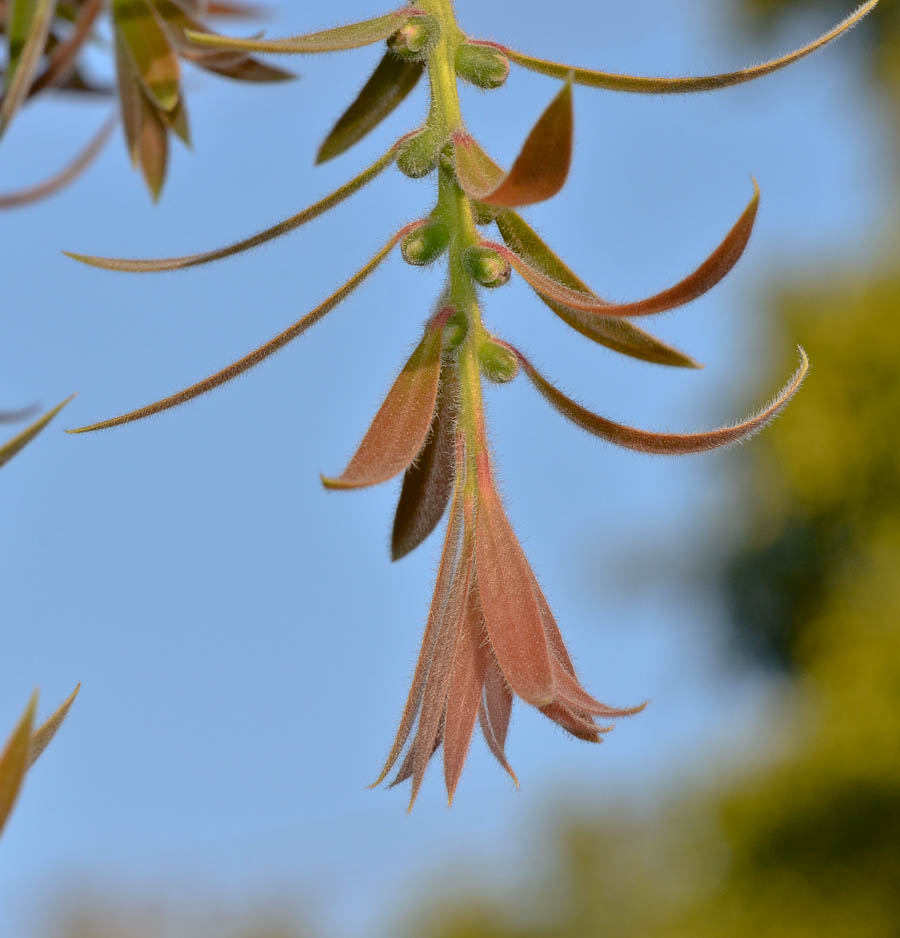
[29, 684, 79, 767]
[494, 210, 699, 367]
[454, 79, 572, 207]
[67, 225, 423, 433]
[0, 396, 73, 468]
[0, 694, 36, 837]
[478, 658, 517, 785]
[322, 311, 447, 490]
[489, 182, 760, 318]
[501, 1, 879, 93]
[184, 7, 422, 55]
[514, 345, 809, 454]
[65, 144, 399, 271]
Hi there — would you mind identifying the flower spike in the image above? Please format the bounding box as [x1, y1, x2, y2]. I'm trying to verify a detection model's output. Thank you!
[184, 7, 425, 55]
[486, 180, 760, 318]
[67, 225, 425, 434]
[321, 309, 449, 490]
[513, 345, 809, 455]
[65, 143, 402, 272]
[454, 77, 573, 208]
[499, 2, 879, 94]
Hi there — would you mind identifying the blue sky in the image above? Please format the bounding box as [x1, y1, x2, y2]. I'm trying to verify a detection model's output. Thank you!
[0, 1, 888, 935]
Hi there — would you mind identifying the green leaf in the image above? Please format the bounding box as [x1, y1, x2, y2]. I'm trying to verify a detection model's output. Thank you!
[0, 694, 36, 838]
[112, 0, 181, 112]
[67, 224, 424, 433]
[317, 52, 423, 165]
[455, 78, 573, 207]
[494, 210, 699, 368]
[184, 7, 421, 55]
[0, 396, 73, 469]
[65, 143, 398, 271]
[501, 1, 879, 93]
[0, 0, 56, 140]
[514, 345, 809, 454]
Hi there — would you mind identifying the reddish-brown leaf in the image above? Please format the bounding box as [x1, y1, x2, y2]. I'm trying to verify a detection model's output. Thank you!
[454, 79, 572, 207]
[322, 311, 447, 491]
[478, 657, 517, 785]
[540, 702, 603, 742]
[513, 345, 809, 455]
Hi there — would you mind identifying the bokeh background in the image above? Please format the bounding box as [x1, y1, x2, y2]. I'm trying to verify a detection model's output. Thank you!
[2, 1, 897, 935]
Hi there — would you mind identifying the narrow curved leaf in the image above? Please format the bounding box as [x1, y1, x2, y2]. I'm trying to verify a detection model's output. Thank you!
[495, 210, 699, 367]
[67, 226, 421, 434]
[0, 115, 115, 209]
[391, 362, 457, 561]
[184, 7, 421, 55]
[0, 0, 56, 140]
[514, 345, 809, 455]
[540, 701, 602, 742]
[29, 684, 80, 767]
[478, 658, 517, 785]
[28, 0, 102, 97]
[475, 454, 555, 707]
[113, 0, 181, 113]
[0, 404, 39, 423]
[454, 79, 572, 208]
[65, 145, 398, 272]
[0, 694, 36, 837]
[321, 311, 447, 490]
[317, 52, 423, 164]
[0, 396, 73, 468]
[501, 1, 879, 93]
[489, 182, 759, 318]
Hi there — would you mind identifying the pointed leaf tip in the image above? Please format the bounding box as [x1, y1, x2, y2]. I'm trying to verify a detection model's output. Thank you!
[1, 396, 75, 469]
[29, 684, 80, 768]
[0, 693, 37, 837]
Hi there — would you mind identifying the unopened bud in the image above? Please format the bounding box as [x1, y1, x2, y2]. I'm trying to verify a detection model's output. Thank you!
[455, 41, 510, 90]
[464, 246, 511, 288]
[478, 338, 519, 383]
[396, 128, 439, 178]
[444, 309, 468, 349]
[401, 220, 450, 266]
[388, 15, 438, 60]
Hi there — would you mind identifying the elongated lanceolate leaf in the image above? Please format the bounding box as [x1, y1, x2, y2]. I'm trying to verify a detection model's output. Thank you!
[317, 52, 423, 164]
[0, 115, 114, 209]
[113, 0, 181, 113]
[0, 396, 73, 468]
[501, 1, 879, 93]
[488, 182, 759, 318]
[454, 79, 572, 207]
[184, 7, 422, 55]
[475, 454, 555, 707]
[391, 363, 457, 560]
[0, 0, 55, 140]
[494, 210, 699, 368]
[514, 346, 809, 455]
[0, 694, 36, 837]
[28, 684, 79, 767]
[65, 144, 398, 272]
[28, 0, 101, 97]
[478, 658, 517, 785]
[67, 225, 423, 434]
[322, 311, 446, 490]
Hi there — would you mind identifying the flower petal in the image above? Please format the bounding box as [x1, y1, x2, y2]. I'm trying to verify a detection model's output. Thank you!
[513, 345, 809, 455]
[500, 2, 878, 93]
[321, 310, 447, 491]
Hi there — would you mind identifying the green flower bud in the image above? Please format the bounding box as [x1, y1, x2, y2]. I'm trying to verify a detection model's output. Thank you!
[387, 15, 439, 60]
[464, 246, 511, 288]
[401, 220, 450, 266]
[396, 128, 439, 178]
[455, 41, 510, 90]
[443, 309, 469, 349]
[478, 338, 519, 384]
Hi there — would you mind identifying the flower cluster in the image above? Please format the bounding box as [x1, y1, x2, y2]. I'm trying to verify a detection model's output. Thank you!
[62, 1, 876, 805]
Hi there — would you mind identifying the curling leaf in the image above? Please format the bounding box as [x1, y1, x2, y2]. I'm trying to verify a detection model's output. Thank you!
[184, 7, 422, 55]
[454, 78, 572, 207]
[65, 144, 399, 271]
[494, 210, 699, 367]
[0, 396, 73, 468]
[322, 309, 447, 490]
[0, 694, 36, 837]
[500, 1, 879, 93]
[317, 52, 423, 164]
[67, 225, 423, 433]
[514, 345, 809, 454]
[488, 181, 760, 318]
